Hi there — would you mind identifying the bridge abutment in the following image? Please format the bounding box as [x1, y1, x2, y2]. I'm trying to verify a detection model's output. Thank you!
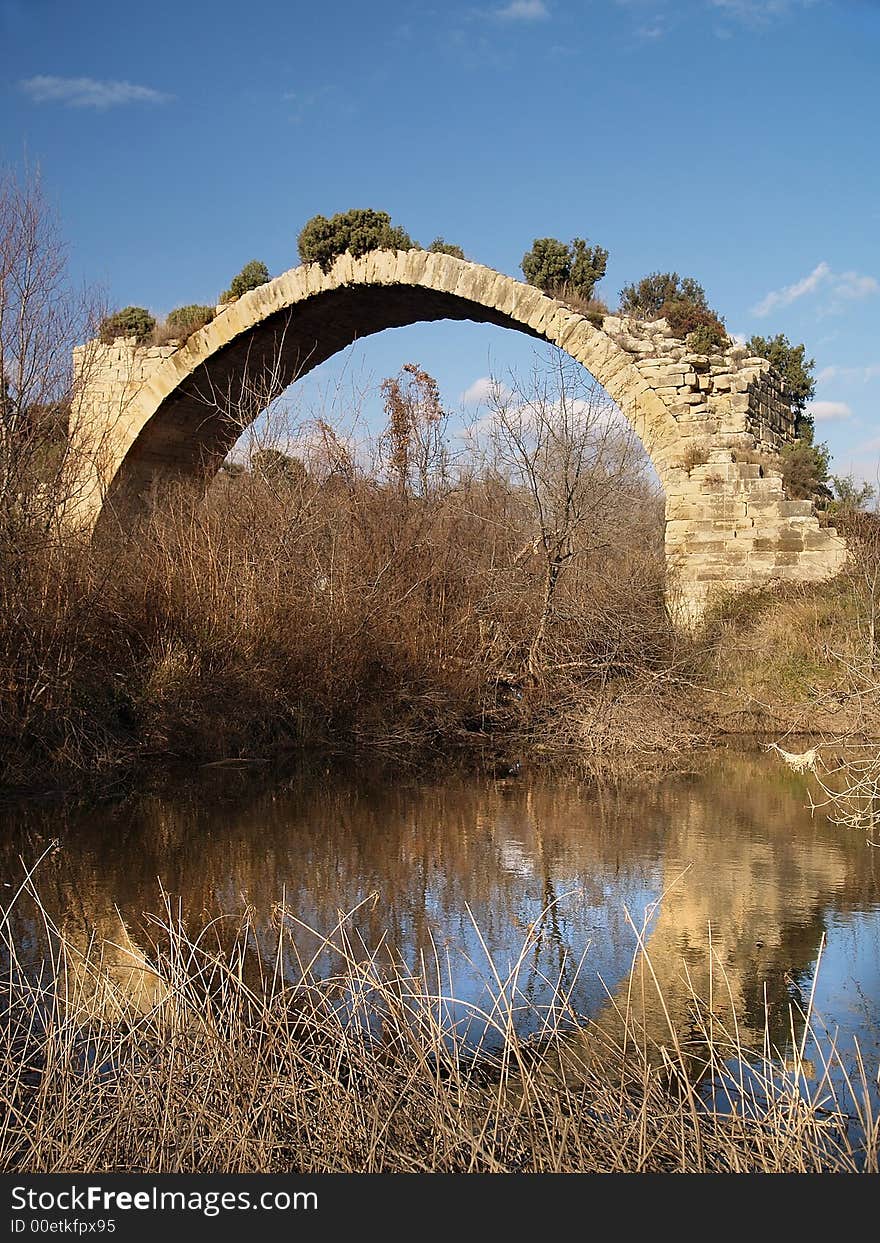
[596, 314, 845, 621]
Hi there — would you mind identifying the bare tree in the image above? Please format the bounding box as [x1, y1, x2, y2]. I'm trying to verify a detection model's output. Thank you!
[0, 167, 104, 536]
[482, 349, 651, 679]
[379, 363, 450, 497]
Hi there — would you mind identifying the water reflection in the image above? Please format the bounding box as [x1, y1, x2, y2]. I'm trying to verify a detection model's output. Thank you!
[3, 753, 878, 1056]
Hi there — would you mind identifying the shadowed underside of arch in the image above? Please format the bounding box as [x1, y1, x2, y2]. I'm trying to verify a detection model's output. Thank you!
[70, 250, 846, 621]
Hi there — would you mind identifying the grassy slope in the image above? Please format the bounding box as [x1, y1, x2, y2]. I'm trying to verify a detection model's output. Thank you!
[695, 569, 880, 738]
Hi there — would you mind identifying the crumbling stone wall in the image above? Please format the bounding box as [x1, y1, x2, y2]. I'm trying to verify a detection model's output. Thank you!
[600, 314, 844, 622]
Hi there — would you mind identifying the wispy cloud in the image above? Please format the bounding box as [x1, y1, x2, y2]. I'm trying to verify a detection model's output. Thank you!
[709, 0, 816, 26]
[808, 400, 852, 422]
[817, 363, 880, 386]
[614, 0, 671, 38]
[19, 75, 171, 109]
[752, 262, 830, 317]
[752, 261, 878, 318]
[494, 0, 549, 20]
[281, 83, 337, 124]
[613, 0, 817, 41]
[833, 271, 880, 302]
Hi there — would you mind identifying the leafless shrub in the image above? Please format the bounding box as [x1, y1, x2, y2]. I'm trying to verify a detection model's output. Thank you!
[0, 167, 106, 540]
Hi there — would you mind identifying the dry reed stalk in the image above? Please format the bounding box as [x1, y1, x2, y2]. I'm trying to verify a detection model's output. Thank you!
[1, 871, 875, 1174]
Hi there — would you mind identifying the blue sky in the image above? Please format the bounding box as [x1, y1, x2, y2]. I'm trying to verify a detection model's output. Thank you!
[2, 0, 879, 482]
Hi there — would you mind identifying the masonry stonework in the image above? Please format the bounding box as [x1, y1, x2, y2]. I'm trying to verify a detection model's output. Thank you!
[597, 314, 844, 622]
[68, 253, 846, 624]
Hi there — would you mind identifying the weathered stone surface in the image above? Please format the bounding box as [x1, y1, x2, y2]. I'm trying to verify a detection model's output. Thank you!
[68, 253, 846, 623]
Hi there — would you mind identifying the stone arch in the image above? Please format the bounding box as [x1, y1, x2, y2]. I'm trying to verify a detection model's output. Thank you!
[70, 250, 845, 620]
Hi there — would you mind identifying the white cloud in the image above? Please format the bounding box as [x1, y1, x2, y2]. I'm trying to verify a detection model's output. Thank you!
[495, 0, 549, 19]
[834, 271, 880, 302]
[709, 0, 815, 25]
[752, 261, 830, 317]
[752, 262, 878, 319]
[19, 75, 171, 109]
[818, 363, 880, 386]
[460, 376, 510, 406]
[807, 400, 852, 422]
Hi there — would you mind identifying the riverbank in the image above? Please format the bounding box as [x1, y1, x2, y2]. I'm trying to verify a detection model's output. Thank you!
[3, 573, 878, 801]
[2, 460, 878, 798]
[1, 878, 875, 1174]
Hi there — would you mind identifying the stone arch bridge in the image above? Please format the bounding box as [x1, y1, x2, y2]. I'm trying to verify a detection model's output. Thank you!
[69, 250, 845, 621]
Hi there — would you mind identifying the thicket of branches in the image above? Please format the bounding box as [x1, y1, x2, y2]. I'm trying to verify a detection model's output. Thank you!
[0, 336, 677, 786]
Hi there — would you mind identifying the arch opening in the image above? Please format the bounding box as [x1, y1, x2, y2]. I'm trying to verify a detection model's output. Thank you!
[69, 252, 845, 620]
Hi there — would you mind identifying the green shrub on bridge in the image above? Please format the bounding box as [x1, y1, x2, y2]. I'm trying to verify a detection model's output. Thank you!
[98, 306, 156, 345]
[619, 272, 707, 318]
[428, 237, 466, 259]
[521, 236, 608, 302]
[618, 271, 728, 349]
[685, 321, 728, 353]
[166, 304, 214, 339]
[297, 209, 415, 272]
[221, 260, 270, 303]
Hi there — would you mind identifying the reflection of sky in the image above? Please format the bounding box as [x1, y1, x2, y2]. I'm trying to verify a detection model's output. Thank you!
[703, 907, 880, 1163]
[239, 844, 665, 1046]
[805, 908, 880, 1062]
[2, 753, 879, 1070]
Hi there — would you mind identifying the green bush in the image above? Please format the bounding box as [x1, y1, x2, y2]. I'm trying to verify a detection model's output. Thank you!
[617, 271, 727, 348]
[221, 260, 270, 303]
[428, 237, 466, 259]
[685, 322, 728, 353]
[166, 304, 214, 337]
[297, 209, 415, 272]
[780, 437, 831, 501]
[746, 333, 815, 420]
[521, 236, 608, 302]
[619, 272, 708, 318]
[98, 306, 156, 345]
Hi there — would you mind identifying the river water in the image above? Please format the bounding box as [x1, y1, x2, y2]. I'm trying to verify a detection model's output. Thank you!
[3, 749, 879, 1076]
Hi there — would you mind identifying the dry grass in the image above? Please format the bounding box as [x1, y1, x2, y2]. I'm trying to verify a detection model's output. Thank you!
[697, 525, 880, 737]
[1, 867, 876, 1174]
[0, 420, 680, 790]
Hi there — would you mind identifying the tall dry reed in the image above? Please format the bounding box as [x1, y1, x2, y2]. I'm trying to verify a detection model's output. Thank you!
[0, 389, 684, 789]
[1, 867, 875, 1173]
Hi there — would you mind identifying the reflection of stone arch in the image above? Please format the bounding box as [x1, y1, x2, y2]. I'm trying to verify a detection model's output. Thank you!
[70, 251, 844, 619]
[59, 913, 166, 1018]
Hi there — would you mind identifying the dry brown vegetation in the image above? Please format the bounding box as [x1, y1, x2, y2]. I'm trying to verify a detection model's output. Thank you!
[4, 165, 880, 793]
[0, 169, 696, 789]
[1, 871, 875, 1174]
[701, 512, 880, 738]
[1, 329, 697, 789]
